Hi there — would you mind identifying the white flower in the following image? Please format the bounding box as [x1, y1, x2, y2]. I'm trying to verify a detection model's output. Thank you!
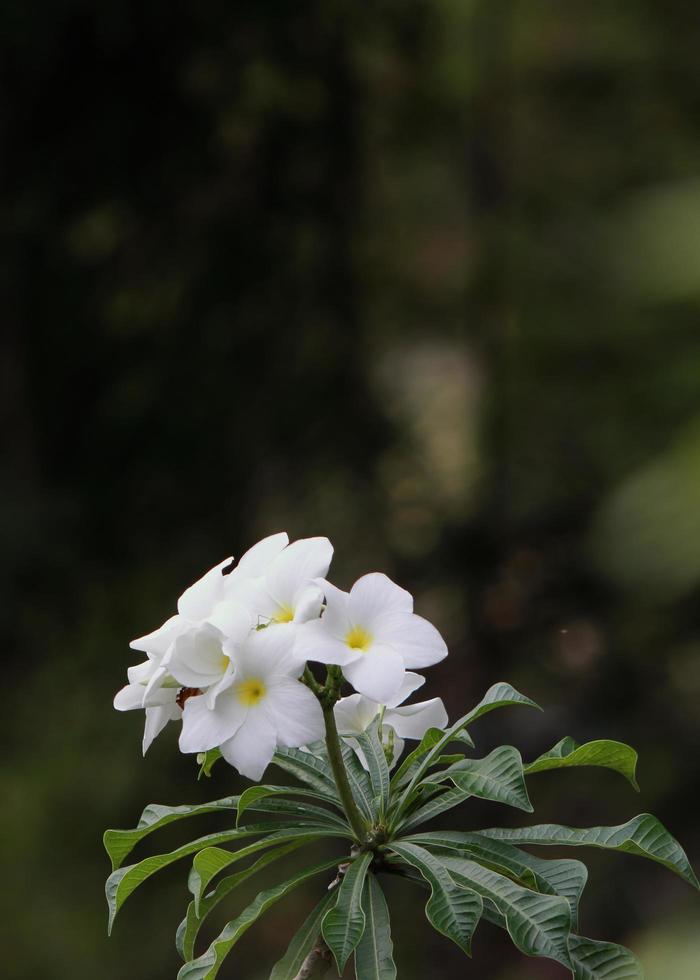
[178, 626, 325, 781]
[234, 536, 333, 628]
[300, 573, 448, 703]
[334, 672, 448, 768]
[113, 655, 181, 755]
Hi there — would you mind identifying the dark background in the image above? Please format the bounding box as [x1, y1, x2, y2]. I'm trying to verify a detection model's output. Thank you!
[3, 2, 700, 977]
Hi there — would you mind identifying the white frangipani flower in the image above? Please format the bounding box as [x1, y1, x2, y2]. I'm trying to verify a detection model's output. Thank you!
[333, 672, 449, 768]
[301, 573, 448, 703]
[236, 536, 333, 628]
[166, 605, 252, 707]
[178, 625, 324, 781]
[113, 654, 181, 755]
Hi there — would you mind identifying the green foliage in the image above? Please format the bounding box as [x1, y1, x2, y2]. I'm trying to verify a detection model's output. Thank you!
[104, 683, 697, 978]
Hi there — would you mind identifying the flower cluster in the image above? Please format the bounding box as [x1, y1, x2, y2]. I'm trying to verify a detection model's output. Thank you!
[115, 533, 448, 780]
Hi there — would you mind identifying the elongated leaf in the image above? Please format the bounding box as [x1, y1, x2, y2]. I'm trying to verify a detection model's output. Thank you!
[189, 827, 349, 912]
[525, 738, 639, 790]
[354, 720, 390, 817]
[568, 934, 643, 979]
[397, 785, 473, 833]
[106, 823, 339, 934]
[321, 852, 373, 973]
[107, 824, 269, 934]
[340, 742, 376, 823]
[268, 888, 338, 980]
[355, 875, 397, 980]
[272, 748, 340, 801]
[235, 785, 348, 830]
[104, 797, 239, 871]
[177, 855, 347, 980]
[391, 683, 540, 825]
[176, 840, 309, 961]
[389, 843, 482, 955]
[197, 749, 222, 779]
[437, 853, 572, 968]
[479, 814, 699, 889]
[390, 728, 473, 793]
[445, 745, 532, 812]
[404, 830, 587, 927]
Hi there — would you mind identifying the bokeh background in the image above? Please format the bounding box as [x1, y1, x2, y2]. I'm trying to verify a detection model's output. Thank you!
[3, 1, 700, 977]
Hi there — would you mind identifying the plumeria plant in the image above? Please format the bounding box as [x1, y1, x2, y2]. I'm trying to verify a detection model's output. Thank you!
[106, 533, 698, 979]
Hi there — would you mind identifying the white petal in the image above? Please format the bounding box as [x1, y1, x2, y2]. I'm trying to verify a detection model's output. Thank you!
[334, 694, 379, 735]
[130, 614, 185, 655]
[219, 706, 277, 781]
[377, 612, 448, 668]
[348, 573, 413, 628]
[206, 599, 254, 641]
[315, 579, 352, 639]
[177, 557, 232, 620]
[385, 697, 448, 739]
[179, 690, 248, 753]
[269, 677, 325, 748]
[292, 584, 325, 623]
[265, 537, 334, 609]
[205, 661, 236, 708]
[295, 619, 359, 666]
[143, 701, 180, 754]
[168, 623, 228, 689]
[126, 659, 156, 685]
[230, 532, 289, 579]
[234, 626, 301, 678]
[142, 681, 182, 708]
[384, 671, 426, 709]
[114, 684, 146, 711]
[342, 645, 406, 703]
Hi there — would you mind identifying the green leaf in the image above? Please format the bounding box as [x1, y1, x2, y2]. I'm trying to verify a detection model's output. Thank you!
[354, 719, 390, 817]
[568, 934, 644, 979]
[103, 797, 240, 871]
[404, 830, 588, 927]
[197, 749, 222, 779]
[396, 785, 473, 833]
[176, 840, 310, 961]
[525, 738, 639, 790]
[340, 741, 376, 822]
[235, 785, 349, 830]
[390, 728, 473, 793]
[389, 843, 482, 955]
[177, 855, 347, 980]
[437, 853, 573, 968]
[355, 875, 397, 980]
[106, 824, 268, 934]
[188, 827, 349, 913]
[443, 745, 533, 812]
[321, 851, 373, 973]
[479, 813, 699, 889]
[272, 748, 340, 801]
[390, 683, 540, 827]
[106, 822, 340, 934]
[268, 888, 338, 980]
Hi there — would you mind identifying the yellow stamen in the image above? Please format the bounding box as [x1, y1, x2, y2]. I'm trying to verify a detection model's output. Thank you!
[345, 626, 373, 652]
[273, 605, 295, 624]
[236, 677, 267, 706]
[219, 653, 230, 672]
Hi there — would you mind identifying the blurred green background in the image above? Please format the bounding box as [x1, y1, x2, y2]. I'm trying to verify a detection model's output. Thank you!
[3, 1, 700, 977]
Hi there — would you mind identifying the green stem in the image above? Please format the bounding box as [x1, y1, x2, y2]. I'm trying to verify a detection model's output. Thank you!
[322, 701, 368, 843]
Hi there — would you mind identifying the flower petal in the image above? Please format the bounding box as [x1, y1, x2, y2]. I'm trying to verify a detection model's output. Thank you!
[334, 693, 379, 735]
[292, 584, 325, 623]
[130, 614, 185, 655]
[315, 579, 352, 639]
[179, 689, 247, 753]
[295, 619, 359, 666]
[377, 612, 448, 668]
[384, 671, 426, 709]
[177, 557, 232, 621]
[230, 532, 289, 579]
[342, 644, 406, 703]
[168, 624, 228, 689]
[385, 697, 448, 739]
[206, 599, 253, 641]
[143, 701, 180, 754]
[235, 625, 301, 678]
[219, 706, 277, 781]
[348, 573, 413, 628]
[265, 537, 334, 609]
[114, 684, 146, 711]
[269, 677, 325, 748]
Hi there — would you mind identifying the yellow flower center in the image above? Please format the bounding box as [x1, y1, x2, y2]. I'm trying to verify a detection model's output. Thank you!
[273, 605, 295, 624]
[236, 677, 267, 706]
[219, 653, 231, 672]
[345, 626, 373, 652]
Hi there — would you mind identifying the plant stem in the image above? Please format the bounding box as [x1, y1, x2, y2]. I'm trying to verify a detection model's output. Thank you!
[322, 701, 368, 843]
